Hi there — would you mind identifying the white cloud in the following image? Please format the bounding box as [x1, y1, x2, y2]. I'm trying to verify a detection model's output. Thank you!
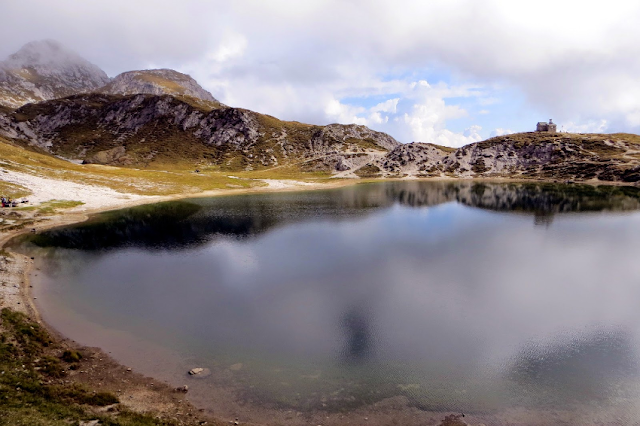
[490, 128, 514, 137]
[402, 99, 467, 142]
[2, 0, 640, 144]
[371, 98, 399, 114]
[368, 112, 388, 124]
[206, 32, 247, 63]
[324, 99, 367, 125]
[564, 120, 609, 134]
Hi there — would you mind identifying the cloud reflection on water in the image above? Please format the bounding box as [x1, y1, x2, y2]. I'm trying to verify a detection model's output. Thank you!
[21, 181, 640, 414]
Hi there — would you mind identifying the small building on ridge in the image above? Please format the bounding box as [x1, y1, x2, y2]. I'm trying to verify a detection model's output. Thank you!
[536, 119, 557, 132]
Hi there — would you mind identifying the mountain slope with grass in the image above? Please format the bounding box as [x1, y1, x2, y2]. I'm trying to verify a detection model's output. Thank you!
[98, 69, 221, 106]
[0, 93, 400, 171]
[0, 40, 401, 173]
[1, 94, 640, 182]
[0, 41, 639, 183]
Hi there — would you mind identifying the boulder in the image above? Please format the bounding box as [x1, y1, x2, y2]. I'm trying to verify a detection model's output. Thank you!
[188, 367, 204, 375]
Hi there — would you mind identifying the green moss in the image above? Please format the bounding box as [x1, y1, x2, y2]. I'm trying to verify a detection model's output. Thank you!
[354, 164, 381, 178]
[0, 308, 185, 425]
[39, 356, 66, 378]
[471, 158, 488, 174]
[61, 349, 83, 363]
[344, 137, 388, 151]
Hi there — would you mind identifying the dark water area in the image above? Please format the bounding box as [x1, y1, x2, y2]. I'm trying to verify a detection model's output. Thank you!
[14, 181, 640, 425]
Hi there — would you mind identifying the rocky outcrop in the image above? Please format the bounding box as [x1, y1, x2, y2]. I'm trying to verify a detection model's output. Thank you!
[0, 93, 400, 168]
[98, 69, 219, 104]
[318, 123, 399, 151]
[378, 142, 453, 175]
[0, 40, 110, 109]
[356, 133, 640, 183]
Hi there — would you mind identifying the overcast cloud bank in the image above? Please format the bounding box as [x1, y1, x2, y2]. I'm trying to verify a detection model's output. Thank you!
[1, 0, 639, 147]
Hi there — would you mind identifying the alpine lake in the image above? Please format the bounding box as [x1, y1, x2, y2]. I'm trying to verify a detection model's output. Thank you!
[12, 181, 640, 425]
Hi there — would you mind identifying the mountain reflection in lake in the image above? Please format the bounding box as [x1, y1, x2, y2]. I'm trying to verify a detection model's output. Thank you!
[17, 182, 640, 425]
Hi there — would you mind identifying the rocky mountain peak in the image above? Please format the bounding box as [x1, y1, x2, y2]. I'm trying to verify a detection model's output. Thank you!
[7, 40, 73, 66]
[98, 69, 217, 103]
[0, 40, 110, 109]
[1, 39, 109, 86]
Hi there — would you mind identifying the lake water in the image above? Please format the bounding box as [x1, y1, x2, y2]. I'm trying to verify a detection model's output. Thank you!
[17, 181, 640, 425]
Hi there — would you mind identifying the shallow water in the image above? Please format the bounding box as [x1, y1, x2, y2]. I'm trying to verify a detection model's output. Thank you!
[18, 181, 640, 424]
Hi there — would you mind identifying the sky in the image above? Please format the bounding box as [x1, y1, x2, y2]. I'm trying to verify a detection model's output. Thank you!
[1, 0, 640, 147]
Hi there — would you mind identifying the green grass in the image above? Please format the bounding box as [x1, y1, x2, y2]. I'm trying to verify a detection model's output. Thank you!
[610, 133, 640, 145]
[0, 308, 182, 426]
[354, 164, 381, 178]
[0, 180, 31, 199]
[34, 200, 84, 215]
[344, 137, 388, 152]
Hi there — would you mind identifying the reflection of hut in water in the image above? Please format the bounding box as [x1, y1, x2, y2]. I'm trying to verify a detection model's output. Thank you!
[533, 211, 554, 227]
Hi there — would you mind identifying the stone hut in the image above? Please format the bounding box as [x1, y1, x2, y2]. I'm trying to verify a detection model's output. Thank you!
[536, 119, 557, 132]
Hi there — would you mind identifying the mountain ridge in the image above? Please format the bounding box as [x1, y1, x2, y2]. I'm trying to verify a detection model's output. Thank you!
[0, 40, 638, 184]
[0, 93, 400, 169]
[1, 91, 638, 184]
[97, 69, 222, 107]
[0, 40, 222, 109]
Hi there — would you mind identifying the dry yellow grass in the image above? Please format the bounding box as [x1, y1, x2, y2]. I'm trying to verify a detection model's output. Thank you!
[0, 137, 335, 197]
[0, 179, 31, 198]
[0, 137, 258, 195]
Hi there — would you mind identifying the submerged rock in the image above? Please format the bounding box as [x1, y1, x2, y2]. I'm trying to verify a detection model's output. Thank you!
[438, 414, 468, 426]
[188, 368, 204, 375]
[188, 367, 211, 378]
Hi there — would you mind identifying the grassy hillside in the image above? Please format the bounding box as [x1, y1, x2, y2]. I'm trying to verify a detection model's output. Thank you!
[3, 94, 398, 173]
[0, 135, 337, 200]
[0, 136, 248, 196]
[0, 307, 213, 426]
